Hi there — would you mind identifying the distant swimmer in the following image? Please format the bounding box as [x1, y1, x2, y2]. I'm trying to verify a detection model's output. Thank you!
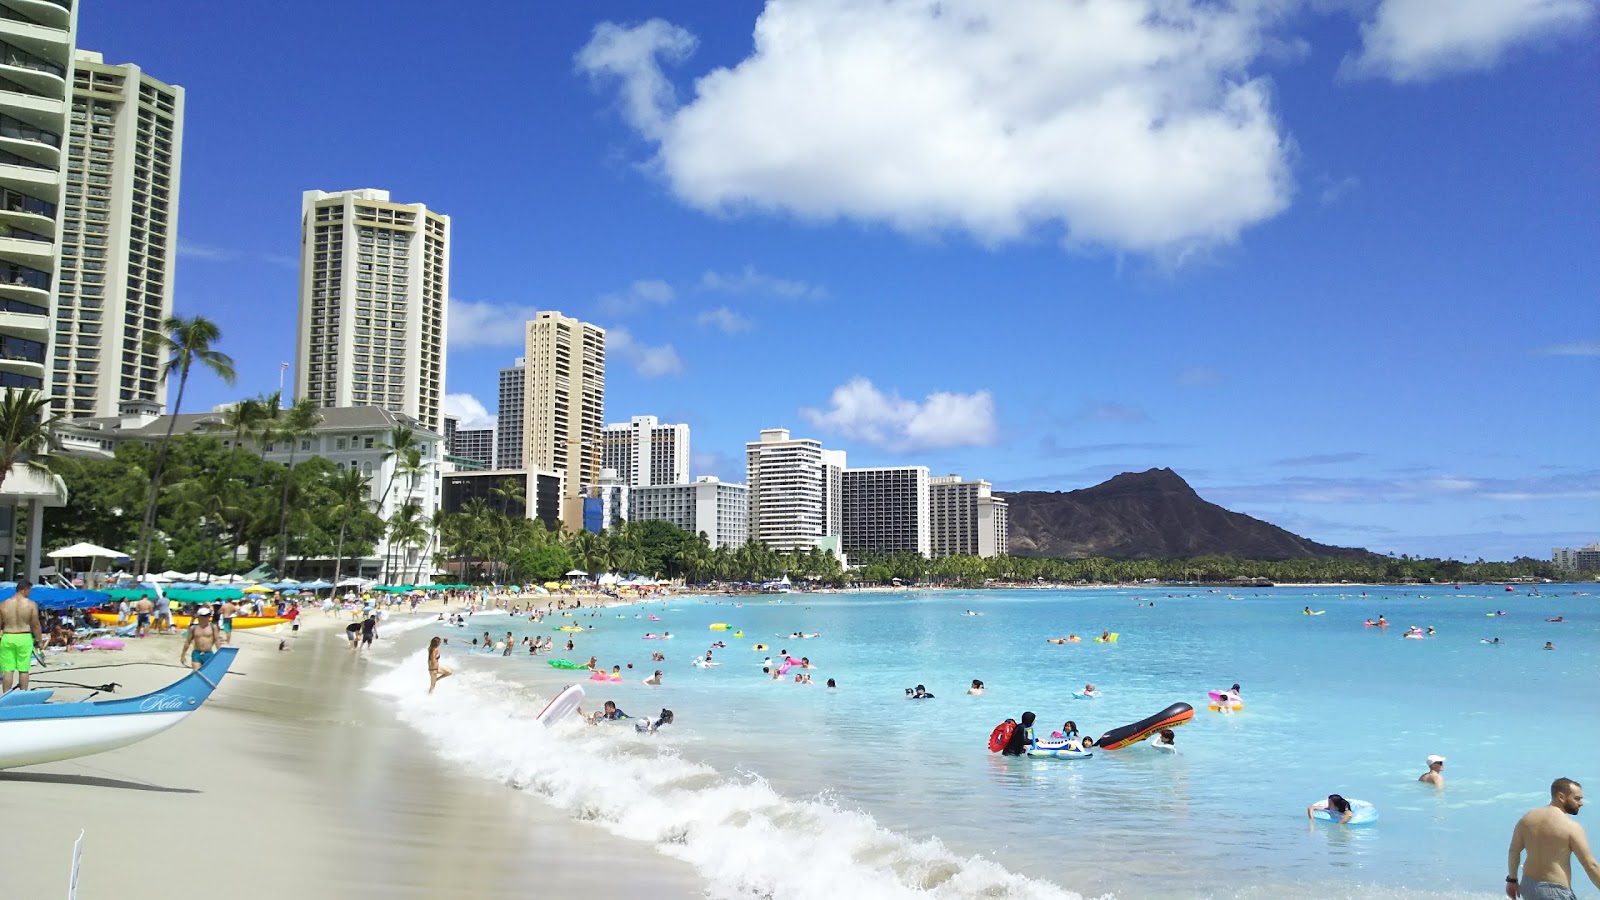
[1505, 777, 1600, 899]
[1100, 630, 1112, 642]
[1304, 606, 1312, 615]
[1544, 642, 1557, 651]
[1378, 615, 1388, 627]
[1080, 683, 1101, 698]
[1484, 638, 1503, 645]
[635, 708, 674, 734]
[968, 679, 985, 695]
[1048, 637, 1068, 644]
[1308, 794, 1356, 825]
[1150, 728, 1177, 751]
[912, 684, 935, 699]
[1547, 617, 1565, 623]
[1420, 755, 1445, 787]
[643, 669, 662, 685]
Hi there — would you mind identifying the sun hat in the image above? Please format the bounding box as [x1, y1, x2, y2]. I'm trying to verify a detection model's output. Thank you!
[1427, 755, 1445, 764]
[196, 606, 213, 615]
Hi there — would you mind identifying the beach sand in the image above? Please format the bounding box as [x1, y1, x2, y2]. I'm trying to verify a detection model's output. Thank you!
[5, 605, 705, 899]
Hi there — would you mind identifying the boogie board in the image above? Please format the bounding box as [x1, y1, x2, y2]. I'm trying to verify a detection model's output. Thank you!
[536, 684, 585, 725]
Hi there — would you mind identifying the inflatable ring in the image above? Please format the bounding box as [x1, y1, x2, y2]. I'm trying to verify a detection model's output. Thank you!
[733, 631, 744, 638]
[753, 643, 768, 651]
[1207, 701, 1244, 712]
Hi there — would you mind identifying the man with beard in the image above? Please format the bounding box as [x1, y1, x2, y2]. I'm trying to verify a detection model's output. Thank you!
[1506, 778, 1600, 899]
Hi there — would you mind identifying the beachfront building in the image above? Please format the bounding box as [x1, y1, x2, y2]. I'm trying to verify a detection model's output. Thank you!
[1552, 543, 1600, 574]
[295, 188, 450, 435]
[0, 0, 78, 578]
[450, 426, 492, 469]
[595, 467, 628, 531]
[52, 51, 182, 420]
[523, 311, 604, 531]
[56, 404, 443, 580]
[929, 474, 1011, 558]
[841, 466, 931, 557]
[495, 356, 524, 469]
[631, 476, 749, 550]
[745, 428, 843, 553]
[440, 467, 564, 533]
[601, 414, 688, 487]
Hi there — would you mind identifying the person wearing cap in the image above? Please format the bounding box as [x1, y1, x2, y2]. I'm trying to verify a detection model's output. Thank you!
[1420, 756, 1446, 787]
[181, 607, 222, 670]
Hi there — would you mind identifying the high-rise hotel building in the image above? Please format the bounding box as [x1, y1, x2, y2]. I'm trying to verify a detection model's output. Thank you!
[841, 465, 931, 557]
[495, 356, 524, 470]
[296, 189, 449, 434]
[601, 414, 689, 488]
[51, 50, 182, 419]
[929, 474, 1009, 558]
[745, 428, 843, 553]
[523, 311, 604, 529]
[0, 0, 77, 404]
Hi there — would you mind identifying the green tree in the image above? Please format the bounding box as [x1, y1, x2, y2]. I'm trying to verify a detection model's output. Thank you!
[272, 398, 324, 572]
[0, 386, 55, 493]
[326, 466, 373, 586]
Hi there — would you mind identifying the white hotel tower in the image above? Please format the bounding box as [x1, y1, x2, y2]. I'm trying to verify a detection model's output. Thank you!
[296, 189, 450, 434]
[745, 428, 843, 553]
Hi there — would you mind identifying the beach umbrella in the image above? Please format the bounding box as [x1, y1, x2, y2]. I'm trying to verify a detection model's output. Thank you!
[241, 584, 273, 594]
[47, 541, 129, 561]
[565, 569, 587, 577]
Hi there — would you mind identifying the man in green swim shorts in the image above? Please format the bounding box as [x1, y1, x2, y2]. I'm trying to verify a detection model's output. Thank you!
[1, 579, 43, 692]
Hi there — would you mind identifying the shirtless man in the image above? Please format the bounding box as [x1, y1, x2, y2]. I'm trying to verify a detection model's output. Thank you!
[217, 599, 238, 644]
[1507, 778, 1600, 899]
[1420, 755, 1445, 787]
[0, 580, 42, 691]
[180, 607, 222, 670]
[133, 594, 154, 638]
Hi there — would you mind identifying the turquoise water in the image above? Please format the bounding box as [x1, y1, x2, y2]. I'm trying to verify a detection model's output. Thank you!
[370, 585, 1596, 899]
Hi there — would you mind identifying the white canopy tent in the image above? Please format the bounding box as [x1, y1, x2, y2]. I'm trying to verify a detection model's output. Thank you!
[46, 542, 129, 561]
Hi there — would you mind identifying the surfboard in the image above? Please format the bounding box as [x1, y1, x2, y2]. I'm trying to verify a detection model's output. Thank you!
[536, 684, 585, 725]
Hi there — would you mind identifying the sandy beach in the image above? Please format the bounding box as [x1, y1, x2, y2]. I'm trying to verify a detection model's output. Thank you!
[5, 602, 705, 899]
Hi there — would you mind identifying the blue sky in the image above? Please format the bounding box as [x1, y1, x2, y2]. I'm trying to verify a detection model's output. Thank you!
[81, 1, 1597, 560]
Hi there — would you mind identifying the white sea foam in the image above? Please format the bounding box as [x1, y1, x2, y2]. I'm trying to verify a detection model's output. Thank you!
[367, 651, 1084, 900]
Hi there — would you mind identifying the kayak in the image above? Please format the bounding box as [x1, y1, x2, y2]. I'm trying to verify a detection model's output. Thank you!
[92, 612, 290, 630]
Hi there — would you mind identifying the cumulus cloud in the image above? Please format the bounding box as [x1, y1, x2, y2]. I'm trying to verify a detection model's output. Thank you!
[449, 300, 539, 349]
[696, 306, 753, 333]
[608, 326, 684, 378]
[700, 265, 827, 300]
[576, 2, 1295, 256]
[800, 377, 997, 451]
[1343, 0, 1596, 83]
[596, 279, 675, 317]
[443, 393, 497, 430]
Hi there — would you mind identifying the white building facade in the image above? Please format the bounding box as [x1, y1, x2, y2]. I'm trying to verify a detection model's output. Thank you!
[841, 465, 931, 557]
[52, 49, 182, 420]
[631, 476, 749, 550]
[601, 414, 688, 487]
[929, 474, 1010, 558]
[745, 428, 842, 553]
[296, 188, 449, 434]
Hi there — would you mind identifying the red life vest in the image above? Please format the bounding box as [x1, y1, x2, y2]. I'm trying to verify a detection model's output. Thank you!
[988, 720, 1016, 753]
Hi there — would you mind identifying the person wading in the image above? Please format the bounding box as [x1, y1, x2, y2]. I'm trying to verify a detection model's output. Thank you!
[1506, 777, 1600, 899]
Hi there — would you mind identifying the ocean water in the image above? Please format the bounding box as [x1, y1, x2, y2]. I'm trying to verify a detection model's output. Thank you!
[366, 585, 1597, 899]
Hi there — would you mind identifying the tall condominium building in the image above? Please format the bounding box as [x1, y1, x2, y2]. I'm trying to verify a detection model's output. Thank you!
[296, 188, 449, 434]
[52, 50, 182, 419]
[632, 476, 749, 550]
[823, 449, 846, 538]
[601, 414, 689, 487]
[842, 466, 930, 557]
[523, 311, 604, 529]
[450, 427, 492, 468]
[929, 474, 1010, 558]
[0, 0, 76, 579]
[1552, 543, 1600, 573]
[495, 356, 524, 469]
[745, 428, 843, 552]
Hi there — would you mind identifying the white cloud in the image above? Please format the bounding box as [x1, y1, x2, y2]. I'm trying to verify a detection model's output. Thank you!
[800, 377, 997, 451]
[700, 265, 827, 300]
[1343, 0, 1596, 83]
[595, 279, 676, 316]
[577, 2, 1294, 256]
[696, 306, 753, 333]
[443, 393, 497, 430]
[1536, 340, 1600, 356]
[608, 326, 684, 378]
[449, 299, 539, 349]
[177, 238, 297, 270]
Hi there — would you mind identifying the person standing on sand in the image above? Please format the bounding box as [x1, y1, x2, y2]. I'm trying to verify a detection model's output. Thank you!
[1507, 778, 1600, 899]
[133, 594, 153, 638]
[427, 636, 452, 693]
[0, 580, 42, 692]
[180, 607, 222, 670]
[218, 599, 238, 644]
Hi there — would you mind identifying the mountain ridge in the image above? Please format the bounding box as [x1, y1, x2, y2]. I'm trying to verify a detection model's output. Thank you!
[1000, 467, 1372, 560]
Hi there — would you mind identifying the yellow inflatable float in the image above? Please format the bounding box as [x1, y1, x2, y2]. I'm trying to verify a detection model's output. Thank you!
[709, 623, 730, 631]
[733, 630, 744, 638]
[1093, 632, 1119, 643]
[753, 643, 768, 651]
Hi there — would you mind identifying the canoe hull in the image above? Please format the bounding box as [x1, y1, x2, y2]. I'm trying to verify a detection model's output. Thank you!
[0, 710, 190, 769]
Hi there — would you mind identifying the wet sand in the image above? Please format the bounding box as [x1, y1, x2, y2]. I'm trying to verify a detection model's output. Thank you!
[6, 609, 705, 899]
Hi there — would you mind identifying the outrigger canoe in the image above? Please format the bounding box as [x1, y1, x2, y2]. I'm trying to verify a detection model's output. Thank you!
[91, 613, 290, 630]
[0, 646, 238, 769]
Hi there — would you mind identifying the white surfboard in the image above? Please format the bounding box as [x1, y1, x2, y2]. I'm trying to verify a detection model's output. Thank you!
[536, 684, 585, 726]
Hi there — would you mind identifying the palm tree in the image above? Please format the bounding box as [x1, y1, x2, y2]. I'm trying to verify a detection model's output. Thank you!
[272, 398, 323, 572]
[385, 500, 425, 585]
[326, 467, 372, 587]
[374, 426, 420, 512]
[134, 316, 235, 576]
[0, 387, 55, 493]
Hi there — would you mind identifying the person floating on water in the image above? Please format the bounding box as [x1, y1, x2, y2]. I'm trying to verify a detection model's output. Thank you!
[1544, 642, 1557, 651]
[1505, 777, 1600, 899]
[1308, 794, 1356, 825]
[1420, 755, 1445, 787]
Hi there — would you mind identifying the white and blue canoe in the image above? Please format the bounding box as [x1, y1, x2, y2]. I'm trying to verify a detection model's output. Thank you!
[0, 646, 238, 770]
